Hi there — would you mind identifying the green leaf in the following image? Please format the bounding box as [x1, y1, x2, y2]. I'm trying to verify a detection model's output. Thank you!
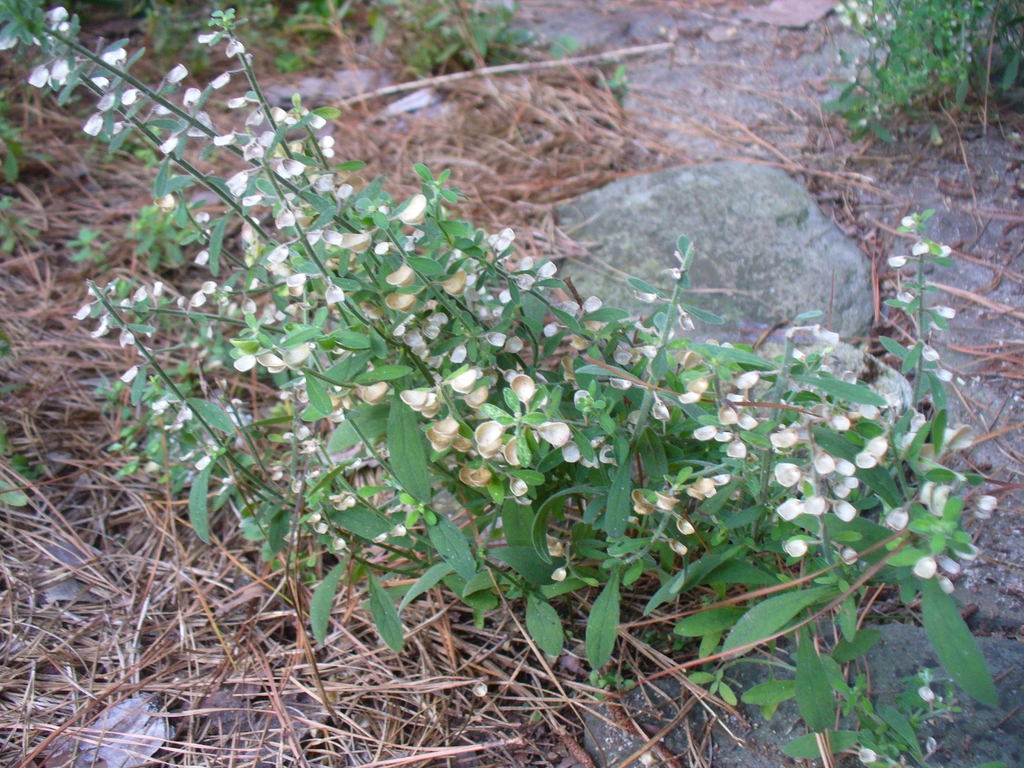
[328, 402, 389, 453]
[679, 302, 723, 325]
[832, 629, 881, 663]
[428, 515, 476, 581]
[626, 276, 665, 298]
[879, 336, 908, 359]
[879, 704, 920, 755]
[399, 562, 454, 612]
[674, 607, 746, 637]
[490, 546, 554, 585]
[207, 215, 228, 275]
[586, 570, 620, 669]
[387, 397, 432, 502]
[305, 372, 333, 415]
[526, 595, 564, 657]
[310, 563, 344, 644]
[187, 398, 235, 433]
[0, 480, 28, 507]
[605, 461, 632, 539]
[723, 586, 836, 653]
[742, 679, 796, 706]
[782, 731, 858, 759]
[188, 463, 213, 544]
[796, 630, 834, 733]
[356, 365, 413, 384]
[793, 373, 887, 407]
[367, 571, 404, 653]
[921, 577, 998, 706]
[154, 160, 170, 197]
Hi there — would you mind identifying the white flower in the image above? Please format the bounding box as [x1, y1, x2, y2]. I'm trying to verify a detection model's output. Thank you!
[488, 227, 515, 253]
[831, 414, 851, 431]
[275, 209, 296, 229]
[858, 747, 878, 764]
[938, 576, 955, 594]
[777, 498, 804, 521]
[46, 7, 69, 24]
[562, 442, 581, 463]
[835, 458, 856, 476]
[935, 368, 952, 382]
[225, 39, 245, 57]
[912, 241, 929, 256]
[82, 114, 104, 136]
[774, 462, 801, 487]
[449, 368, 479, 393]
[325, 285, 346, 304]
[734, 371, 760, 390]
[885, 507, 909, 530]
[101, 48, 127, 66]
[900, 216, 915, 229]
[727, 440, 747, 459]
[193, 250, 209, 266]
[834, 501, 857, 522]
[398, 194, 427, 225]
[551, 567, 567, 582]
[814, 453, 836, 475]
[855, 450, 877, 469]
[167, 63, 188, 83]
[210, 72, 231, 89]
[224, 172, 247, 198]
[159, 136, 179, 154]
[770, 428, 799, 449]
[693, 425, 718, 441]
[120, 365, 139, 383]
[784, 538, 808, 558]
[858, 403, 880, 420]
[234, 354, 257, 372]
[182, 87, 201, 107]
[888, 255, 907, 268]
[227, 97, 247, 109]
[804, 495, 827, 516]
[121, 88, 139, 106]
[189, 290, 207, 308]
[537, 422, 571, 447]
[214, 132, 236, 146]
[97, 92, 116, 112]
[935, 305, 956, 319]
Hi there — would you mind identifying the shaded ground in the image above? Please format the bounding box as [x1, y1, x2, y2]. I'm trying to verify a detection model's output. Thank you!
[1, 1, 1023, 766]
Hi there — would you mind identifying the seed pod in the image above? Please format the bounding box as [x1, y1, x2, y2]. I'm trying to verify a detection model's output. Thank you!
[459, 465, 492, 488]
[510, 374, 536, 404]
[385, 292, 417, 312]
[397, 193, 427, 225]
[449, 369, 479, 394]
[465, 385, 489, 408]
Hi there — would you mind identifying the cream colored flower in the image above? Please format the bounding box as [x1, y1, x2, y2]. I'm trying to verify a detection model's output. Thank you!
[397, 194, 427, 225]
[537, 422, 571, 447]
[774, 463, 801, 488]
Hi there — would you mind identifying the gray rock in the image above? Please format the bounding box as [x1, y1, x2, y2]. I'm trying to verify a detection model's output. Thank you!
[583, 624, 1024, 768]
[556, 163, 873, 338]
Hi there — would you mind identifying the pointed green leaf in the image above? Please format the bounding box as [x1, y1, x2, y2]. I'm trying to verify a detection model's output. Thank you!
[399, 562, 454, 612]
[921, 578, 998, 706]
[387, 397, 432, 502]
[832, 629, 882, 663]
[742, 679, 796, 706]
[428, 515, 476, 581]
[310, 563, 344, 644]
[605, 461, 631, 539]
[796, 630, 834, 733]
[187, 398, 236, 433]
[723, 586, 836, 653]
[782, 731, 858, 759]
[305, 372, 333, 415]
[367, 571, 404, 653]
[188, 463, 213, 544]
[674, 607, 746, 637]
[793, 373, 887, 407]
[586, 570, 620, 669]
[526, 595, 564, 657]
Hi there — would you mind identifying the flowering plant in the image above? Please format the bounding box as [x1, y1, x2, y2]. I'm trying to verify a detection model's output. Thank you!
[3, 3, 1000, 763]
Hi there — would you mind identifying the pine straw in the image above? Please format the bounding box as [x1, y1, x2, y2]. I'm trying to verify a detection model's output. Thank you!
[0, 64, 725, 766]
